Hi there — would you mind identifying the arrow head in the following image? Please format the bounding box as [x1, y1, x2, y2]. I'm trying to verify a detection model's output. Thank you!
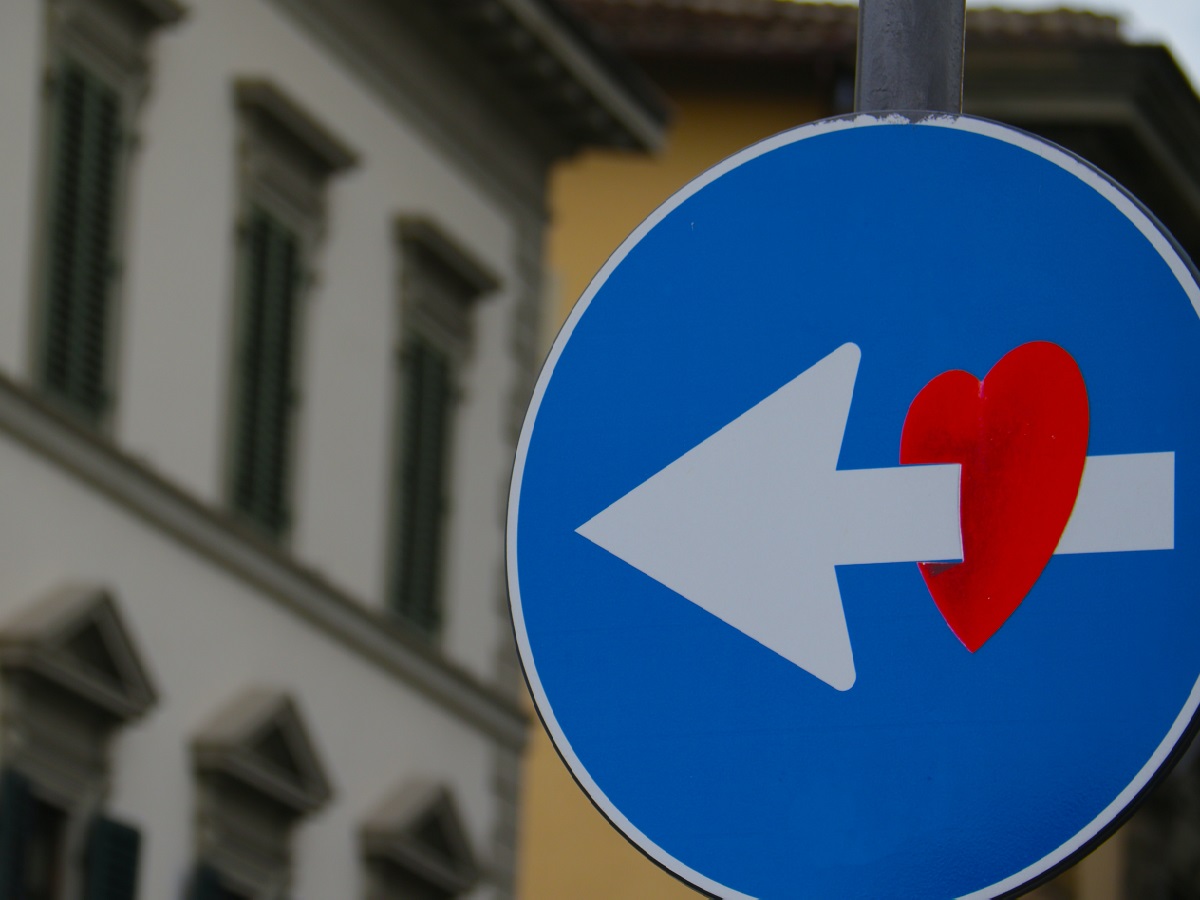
[577, 343, 866, 691]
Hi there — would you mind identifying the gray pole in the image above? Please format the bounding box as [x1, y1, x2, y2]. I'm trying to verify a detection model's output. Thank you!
[854, 0, 966, 114]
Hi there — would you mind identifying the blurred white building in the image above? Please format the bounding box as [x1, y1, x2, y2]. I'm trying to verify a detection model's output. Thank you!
[0, 0, 663, 897]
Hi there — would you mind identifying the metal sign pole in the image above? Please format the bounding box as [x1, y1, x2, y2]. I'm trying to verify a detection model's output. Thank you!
[854, 0, 967, 113]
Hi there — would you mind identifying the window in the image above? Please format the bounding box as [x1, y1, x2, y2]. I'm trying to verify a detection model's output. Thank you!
[389, 220, 497, 634]
[33, 0, 184, 424]
[39, 59, 122, 422]
[229, 207, 303, 536]
[0, 584, 158, 900]
[190, 689, 332, 898]
[28, 797, 69, 900]
[360, 781, 480, 900]
[1, 772, 145, 900]
[393, 332, 453, 633]
[225, 80, 356, 539]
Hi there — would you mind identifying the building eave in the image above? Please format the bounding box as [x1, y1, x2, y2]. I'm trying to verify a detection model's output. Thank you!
[965, 43, 1200, 260]
[434, 0, 669, 153]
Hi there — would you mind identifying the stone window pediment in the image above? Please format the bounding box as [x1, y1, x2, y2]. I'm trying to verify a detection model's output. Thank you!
[191, 689, 332, 897]
[361, 780, 480, 897]
[193, 688, 332, 815]
[50, 0, 186, 77]
[0, 584, 156, 897]
[396, 217, 498, 355]
[0, 583, 157, 725]
[235, 79, 358, 177]
[234, 78, 358, 228]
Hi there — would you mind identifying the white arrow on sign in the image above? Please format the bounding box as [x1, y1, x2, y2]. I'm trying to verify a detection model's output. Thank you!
[576, 343, 1175, 691]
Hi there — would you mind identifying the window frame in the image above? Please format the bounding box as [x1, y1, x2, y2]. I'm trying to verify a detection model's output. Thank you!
[36, 56, 127, 427]
[386, 218, 498, 637]
[190, 689, 333, 900]
[0, 584, 158, 899]
[221, 79, 356, 542]
[226, 202, 309, 540]
[29, 0, 184, 429]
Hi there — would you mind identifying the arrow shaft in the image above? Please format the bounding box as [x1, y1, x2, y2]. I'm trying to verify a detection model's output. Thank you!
[1056, 452, 1174, 554]
[834, 450, 1175, 565]
[834, 464, 962, 565]
[834, 451, 1174, 566]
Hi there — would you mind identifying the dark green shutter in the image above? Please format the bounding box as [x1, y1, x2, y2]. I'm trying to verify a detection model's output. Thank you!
[41, 60, 122, 422]
[393, 335, 451, 634]
[231, 208, 300, 537]
[187, 864, 222, 900]
[82, 816, 141, 900]
[0, 768, 32, 900]
[187, 864, 253, 900]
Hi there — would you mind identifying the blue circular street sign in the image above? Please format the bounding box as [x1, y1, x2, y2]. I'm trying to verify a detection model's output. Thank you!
[507, 116, 1200, 898]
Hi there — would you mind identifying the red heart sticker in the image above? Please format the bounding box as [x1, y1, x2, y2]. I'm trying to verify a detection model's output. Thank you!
[900, 342, 1089, 651]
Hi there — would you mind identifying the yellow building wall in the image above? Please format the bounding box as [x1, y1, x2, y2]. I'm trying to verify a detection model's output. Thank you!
[548, 90, 830, 324]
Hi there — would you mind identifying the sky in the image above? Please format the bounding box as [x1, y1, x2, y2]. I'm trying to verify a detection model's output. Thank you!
[967, 0, 1200, 88]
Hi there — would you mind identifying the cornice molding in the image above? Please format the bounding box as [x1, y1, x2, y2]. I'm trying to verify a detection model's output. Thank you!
[0, 374, 528, 749]
[439, 0, 667, 152]
[267, 0, 551, 216]
[264, 0, 665, 225]
[397, 217, 501, 299]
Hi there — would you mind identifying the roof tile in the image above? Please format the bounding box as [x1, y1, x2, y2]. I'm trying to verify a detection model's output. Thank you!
[558, 0, 1123, 62]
